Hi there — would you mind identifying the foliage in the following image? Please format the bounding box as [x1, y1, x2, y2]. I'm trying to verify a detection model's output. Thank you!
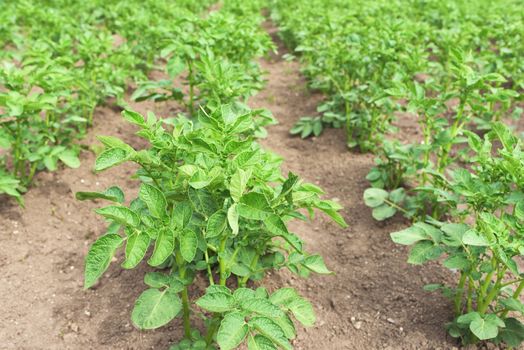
[271, 0, 523, 151]
[79, 106, 347, 349]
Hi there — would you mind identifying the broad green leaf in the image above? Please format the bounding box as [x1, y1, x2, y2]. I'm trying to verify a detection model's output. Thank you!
[95, 148, 131, 172]
[269, 288, 299, 306]
[265, 214, 288, 236]
[238, 192, 271, 220]
[131, 288, 181, 329]
[76, 186, 125, 203]
[288, 297, 315, 327]
[139, 184, 167, 218]
[122, 110, 146, 126]
[217, 312, 248, 350]
[144, 272, 171, 288]
[302, 255, 332, 274]
[234, 288, 256, 301]
[189, 188, 217, 217]
[249, 317, 292, 350]
[462, 230, 490, 246]
[122, 231, 150, 269]
[196, 292, 236, 313]
[228, 204, 239, 236]
[499, 318, 524, 347]
[96, 206, 140, 227]
[248, 334, 277, 350]
[372, 204, 396, 221]
[408, 241, 442, 265]
[441, 223, 469, 247]
[148, 229, 175, 266]
[501, 298, 524, 315]
[97, 135, 134, 152]
[172, 201, 192, 229]
[180, 229, 197, 262]
[240, 298, 283, 318]
[206, 211, 227, 238]
[189, 169, 211, 189]
[470, 314, 504, 340]
[363, 188, 388, 207]
[274, 314, 296, 340]
[58, 149, 80, 168]
[391, 226, 429, 245]
[84, 234, 124, 289]
[230, 168, 252, 202]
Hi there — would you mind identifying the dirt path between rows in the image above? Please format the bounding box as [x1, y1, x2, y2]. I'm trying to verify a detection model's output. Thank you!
[0, 17, 479, 350]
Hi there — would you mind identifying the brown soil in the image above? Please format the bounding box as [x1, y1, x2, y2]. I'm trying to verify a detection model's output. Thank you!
[0, 19, 508, 350]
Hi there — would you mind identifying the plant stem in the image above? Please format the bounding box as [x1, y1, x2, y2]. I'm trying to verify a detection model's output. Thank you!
[175, 251, 192, 340]
[218, 237, 227, 285]
[454, 272, 467, 316]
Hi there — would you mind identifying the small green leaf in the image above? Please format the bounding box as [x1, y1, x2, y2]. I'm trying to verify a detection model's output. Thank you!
[96, 206, 140, 227]
[408, 241, 442, 265]
[139, 184, 167, 218]
[122, 110, 146, 126]
[95, 148, 131, 172]
[84, 234, 124, 289]
[470, 314, 504, 340]
[372, 204, 396, 221]
[172, 201, 192, 229]
[131, 288, 181, 330]
[391, 226, 429, 245]
[363, 188, 388, 207]
[58, 149, 80, 168]
[302, 255, 332, 274]
[240, 298, 284, 318]
[462, 230, 490, 246]
[180, 229, 197, 262]
[217, 312, 248, 350]
[238, 192, 271, 220]
[76, 186, 125, 203]
[196, 292, 236, 313]
[269, 288, 299, 306]
[228, 204, 239, 236]
[499, 318, 524, 347]
[122, 231, 150, 269]
[206, 211, 227, 238]
[148, 229, 175, 266]
[249, 317, 292, 350]
[288, 297, 315, 327]
[230, 168, 252, 202]
[248, 334, 277, 350]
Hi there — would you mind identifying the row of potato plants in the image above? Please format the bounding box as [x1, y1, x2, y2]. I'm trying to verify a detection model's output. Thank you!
[0, 0, 214, 204]
[271, 0, 524, 347]
[78, 1, 349, 349]
[271, 0, 523, 151]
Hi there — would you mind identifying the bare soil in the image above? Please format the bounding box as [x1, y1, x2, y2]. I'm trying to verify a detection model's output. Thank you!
[0, 19, 506, 350]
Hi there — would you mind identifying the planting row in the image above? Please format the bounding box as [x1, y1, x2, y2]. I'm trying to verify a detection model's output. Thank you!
[271, 0, 524, 347]
[74, 1, 350, 350]
[0, 0, 274, 205]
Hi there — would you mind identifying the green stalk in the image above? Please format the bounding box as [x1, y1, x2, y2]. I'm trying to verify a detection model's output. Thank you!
[477, 257, 497, 310]
[218, 237, 228, 286]
[467, 277, 474, 313]
[478, 266, 506, 315]
[175, 251, 192, 340]
[187, 59, 195, 117]
[454, 272, 467, 316]
[204, 249, 215, 285]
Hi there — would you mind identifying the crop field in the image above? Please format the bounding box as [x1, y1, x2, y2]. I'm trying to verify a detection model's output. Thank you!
[0, 0, 523, 349]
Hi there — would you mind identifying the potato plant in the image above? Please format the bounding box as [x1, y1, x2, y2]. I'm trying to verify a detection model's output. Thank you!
[78, 106, 347, 349]
[389, 123, 524, 346]
[132, 1, 274, 117]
